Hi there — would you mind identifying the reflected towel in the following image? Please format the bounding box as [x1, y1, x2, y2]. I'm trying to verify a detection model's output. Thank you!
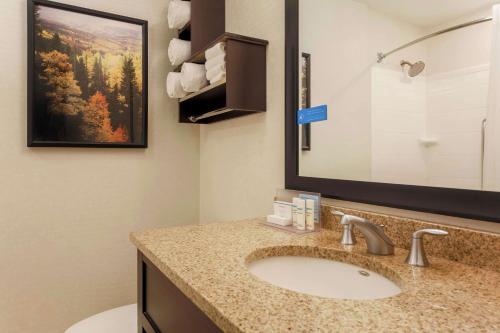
[205, 53, 226, 71]
[168, 38, 191, 66]
[166, 72, 187, 98]
[205, 42, 226, 60]
[167, 0, 191, 29]
[181, 63, 208, 92]
[206, 63, 226, 81]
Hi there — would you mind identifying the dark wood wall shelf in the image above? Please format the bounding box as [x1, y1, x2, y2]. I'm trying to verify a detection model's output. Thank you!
[174, 33, 269, 72]
[173, 0, 269, 124]
[178, 33, 268, 124]
[191, 0, 225, 55]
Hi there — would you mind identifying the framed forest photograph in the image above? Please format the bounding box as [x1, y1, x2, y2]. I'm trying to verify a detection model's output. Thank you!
[27, 0, 148, 147]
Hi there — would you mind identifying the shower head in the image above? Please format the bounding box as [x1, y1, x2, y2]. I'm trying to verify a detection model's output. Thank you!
[401, 60, 425, 77]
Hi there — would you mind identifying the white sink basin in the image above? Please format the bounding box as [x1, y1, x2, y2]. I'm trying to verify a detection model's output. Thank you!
[247, 256, 401, 300]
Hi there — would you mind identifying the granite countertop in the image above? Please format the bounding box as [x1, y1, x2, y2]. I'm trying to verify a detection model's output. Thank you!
[131, 219, 500, 333]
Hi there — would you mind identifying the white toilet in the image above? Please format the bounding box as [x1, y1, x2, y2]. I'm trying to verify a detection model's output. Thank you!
[65, 304, 136, 333]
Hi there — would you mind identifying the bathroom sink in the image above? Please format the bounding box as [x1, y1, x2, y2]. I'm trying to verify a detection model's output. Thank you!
[247, 256, 401, 300]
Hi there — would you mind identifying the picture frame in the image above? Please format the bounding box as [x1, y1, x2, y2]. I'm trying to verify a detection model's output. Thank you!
[27, 0, 148, 147]
[300, 52, 311, 151]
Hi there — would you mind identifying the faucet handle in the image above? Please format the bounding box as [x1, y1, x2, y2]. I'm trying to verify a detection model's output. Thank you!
[413, 229, 448, 238]
[405, 229, 449, 267]
[331, 210, 345, 217]
[334, 211, 366, 225]
[330, 210, 356, 245]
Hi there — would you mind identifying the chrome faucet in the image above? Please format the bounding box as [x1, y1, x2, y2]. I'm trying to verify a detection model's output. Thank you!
[405, 229, 449, 267]
[332, 210, 395, 255]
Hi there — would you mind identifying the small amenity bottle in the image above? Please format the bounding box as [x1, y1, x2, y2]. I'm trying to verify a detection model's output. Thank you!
[305, 199, 315, 231]
[293, 198, 306, 231]
[292, 200, 298, 228]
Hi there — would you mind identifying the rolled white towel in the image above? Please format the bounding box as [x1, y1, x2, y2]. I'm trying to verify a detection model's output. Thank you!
[166, 72, 187, 98]
[181, 63, 208, 92]
[210, 72, 226, 85]
[206, 63, 226, 81]
[205, 42, 226, 60]
[167, 0, 191, 30]
[205, 53, 226, 71]
[168, 38, 191, 66]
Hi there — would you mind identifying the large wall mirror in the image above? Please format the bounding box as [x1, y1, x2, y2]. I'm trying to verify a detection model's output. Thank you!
[285, 0, 500, 222]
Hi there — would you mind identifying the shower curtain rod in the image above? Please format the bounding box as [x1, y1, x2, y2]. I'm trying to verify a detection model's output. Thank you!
[377, 16, 493, 63]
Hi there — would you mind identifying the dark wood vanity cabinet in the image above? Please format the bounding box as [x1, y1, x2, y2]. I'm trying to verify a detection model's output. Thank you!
[137, 251, 222, 333]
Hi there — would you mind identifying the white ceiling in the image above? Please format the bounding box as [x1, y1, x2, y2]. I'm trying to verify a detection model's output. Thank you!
[356, 0, 500, 27]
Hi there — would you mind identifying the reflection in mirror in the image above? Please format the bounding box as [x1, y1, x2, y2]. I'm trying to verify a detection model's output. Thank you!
[298, 0, 500, 192]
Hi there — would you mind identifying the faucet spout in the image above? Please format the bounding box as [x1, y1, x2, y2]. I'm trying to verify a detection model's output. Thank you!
[341, 217, 394, 255]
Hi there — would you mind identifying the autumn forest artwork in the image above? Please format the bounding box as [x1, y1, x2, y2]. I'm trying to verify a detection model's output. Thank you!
[29, 2, 147, 146]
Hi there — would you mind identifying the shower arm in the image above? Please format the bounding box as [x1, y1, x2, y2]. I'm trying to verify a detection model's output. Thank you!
[377, 17, 493, 63]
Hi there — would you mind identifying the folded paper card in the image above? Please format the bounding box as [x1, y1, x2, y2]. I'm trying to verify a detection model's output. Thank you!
[297, 105, 328, 125]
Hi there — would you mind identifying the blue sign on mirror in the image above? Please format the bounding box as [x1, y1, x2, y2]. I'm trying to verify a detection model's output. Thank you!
[297, 105, 328, 125]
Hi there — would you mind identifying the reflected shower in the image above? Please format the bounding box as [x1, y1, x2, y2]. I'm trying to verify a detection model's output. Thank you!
[400, 60, 425, 77]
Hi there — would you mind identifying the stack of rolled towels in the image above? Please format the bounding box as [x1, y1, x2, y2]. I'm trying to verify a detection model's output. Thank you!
[165, 2, 226, 98]
[167, 0, 190, 29]
[168, 38, 191, 67]
[167, 0, 191, 68]
[166, 72, 186, 99]
[205, 42, 226, 84]
[180, 63, 208, 92]
[167, 63, 208, 99]
[166, 0, 208, 99]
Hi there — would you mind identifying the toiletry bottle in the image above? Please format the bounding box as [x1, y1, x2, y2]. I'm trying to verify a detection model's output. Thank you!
[292, 199, 298, 228]
[274, 201, 293, 220]
[293, 198, 306, 231]
[305, 199, 315, 231]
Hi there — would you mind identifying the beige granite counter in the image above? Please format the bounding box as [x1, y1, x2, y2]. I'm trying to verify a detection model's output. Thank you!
[131, 219, 500, 333]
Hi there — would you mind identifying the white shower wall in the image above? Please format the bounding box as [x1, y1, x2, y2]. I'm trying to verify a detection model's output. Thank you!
[371, 65, 490, 189]
[426, 65, 489, 189]
[371, 67, 427, 185]
[371, 7, 494, 190]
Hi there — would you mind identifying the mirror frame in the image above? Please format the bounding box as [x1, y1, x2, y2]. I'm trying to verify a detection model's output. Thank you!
[285, 0, 500, 223]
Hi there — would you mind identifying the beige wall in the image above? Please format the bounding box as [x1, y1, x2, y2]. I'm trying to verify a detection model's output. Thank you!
[0, 0, 199, 332]
[199, 0, 285, 223]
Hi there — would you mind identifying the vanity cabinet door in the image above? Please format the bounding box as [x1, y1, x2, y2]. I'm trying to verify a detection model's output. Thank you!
[137, 251, 223, 333]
